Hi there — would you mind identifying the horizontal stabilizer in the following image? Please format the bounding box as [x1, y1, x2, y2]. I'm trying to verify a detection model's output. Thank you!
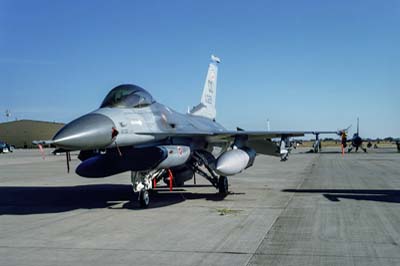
[32, 140, 54, 146]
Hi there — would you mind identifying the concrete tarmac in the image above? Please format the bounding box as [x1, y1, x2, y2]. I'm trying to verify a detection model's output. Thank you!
[0, 147, 399, 266]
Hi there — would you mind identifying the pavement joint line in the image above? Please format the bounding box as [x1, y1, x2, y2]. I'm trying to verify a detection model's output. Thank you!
[0, 204, 286, 211]
[0, 160, 66, 167]
[0, 245, 251, 255]
[252, 252, 400, 260]
[0, 208, 111, 239]
[243, 155, 320, 266]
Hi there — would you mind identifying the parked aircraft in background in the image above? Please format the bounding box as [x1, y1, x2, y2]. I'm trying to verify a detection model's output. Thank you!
[309, 131, 339, 153]
[340, 118, 367, 153]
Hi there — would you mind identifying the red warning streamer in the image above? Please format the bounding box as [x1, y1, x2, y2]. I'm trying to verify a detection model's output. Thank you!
[168, 169, 173, 192]
[38, 144, 45, 160]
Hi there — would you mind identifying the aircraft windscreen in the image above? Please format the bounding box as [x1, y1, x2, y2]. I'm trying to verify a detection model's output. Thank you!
[100, 84, 154, 108]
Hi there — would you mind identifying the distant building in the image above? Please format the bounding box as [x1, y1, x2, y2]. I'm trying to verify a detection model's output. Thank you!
[0, 120, 64, 148]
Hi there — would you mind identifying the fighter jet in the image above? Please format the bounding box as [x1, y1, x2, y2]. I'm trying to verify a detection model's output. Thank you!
[34, 55, 308, 208]
[343, 118, 367, 153]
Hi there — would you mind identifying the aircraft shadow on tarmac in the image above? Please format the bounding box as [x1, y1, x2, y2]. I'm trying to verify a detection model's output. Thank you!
[283, 189, 400, 204]
[0, 184, 227, 215]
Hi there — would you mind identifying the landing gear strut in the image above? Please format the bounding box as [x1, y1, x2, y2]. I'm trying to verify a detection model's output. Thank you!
[130, 151, 230, 208]
[192, 151, 229, 194]
[131, 169, 165, 208]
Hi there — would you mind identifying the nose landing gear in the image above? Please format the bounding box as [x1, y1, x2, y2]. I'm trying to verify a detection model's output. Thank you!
[139, 189, 150, 208]
[131, 170, 165, 209]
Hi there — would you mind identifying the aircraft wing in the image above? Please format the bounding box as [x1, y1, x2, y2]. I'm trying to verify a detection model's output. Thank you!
[210, 130, 305, 141]
[304, 131, 340, 135]
[136, 130, 304, 140]
[136, 130, 305, 156]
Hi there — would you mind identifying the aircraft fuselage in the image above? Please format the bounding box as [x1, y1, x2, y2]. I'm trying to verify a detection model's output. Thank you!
[53, 102, 229, 153]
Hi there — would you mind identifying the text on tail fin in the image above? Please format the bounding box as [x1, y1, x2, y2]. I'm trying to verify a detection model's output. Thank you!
[190, 55, 221, 120]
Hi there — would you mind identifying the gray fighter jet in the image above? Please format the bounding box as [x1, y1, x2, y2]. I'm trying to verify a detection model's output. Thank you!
[34, 55, 306, 208]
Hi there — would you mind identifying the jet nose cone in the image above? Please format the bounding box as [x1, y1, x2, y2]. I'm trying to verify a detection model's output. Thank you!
[53, 113, 116, 150]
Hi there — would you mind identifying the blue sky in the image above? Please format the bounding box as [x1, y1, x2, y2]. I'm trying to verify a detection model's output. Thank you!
[0, 0, 399, 138]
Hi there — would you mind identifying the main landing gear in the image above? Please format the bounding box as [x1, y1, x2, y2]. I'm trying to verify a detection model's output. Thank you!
[192, 151, 229, 195]
[130, 152, 229, 208]
[218, 175, 228, 194]
[348, 146, 367, 153]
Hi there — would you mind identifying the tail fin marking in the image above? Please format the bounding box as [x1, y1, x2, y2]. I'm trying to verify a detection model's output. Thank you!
[190, 55, 220, 120]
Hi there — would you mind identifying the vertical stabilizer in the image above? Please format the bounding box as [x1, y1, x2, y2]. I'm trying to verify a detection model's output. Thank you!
[357, 117, 359, 135]
[190, 55, 220, 120]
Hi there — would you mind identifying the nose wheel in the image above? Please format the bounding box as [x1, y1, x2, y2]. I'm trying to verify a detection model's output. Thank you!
[139, 189, 150, 208]
[131, 170, 165, 209]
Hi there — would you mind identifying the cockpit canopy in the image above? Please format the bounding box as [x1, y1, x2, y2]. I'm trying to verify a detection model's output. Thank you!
[100, 84, 154, 108]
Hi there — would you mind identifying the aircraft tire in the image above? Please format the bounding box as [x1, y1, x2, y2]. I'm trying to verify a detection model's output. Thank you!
[218, 176, 228, 194]
[139, 189, 150, 208]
